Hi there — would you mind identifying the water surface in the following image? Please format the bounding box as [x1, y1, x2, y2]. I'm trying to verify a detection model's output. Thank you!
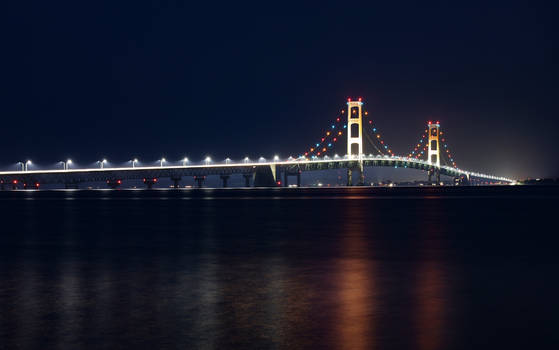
[1, 187, 558, 349]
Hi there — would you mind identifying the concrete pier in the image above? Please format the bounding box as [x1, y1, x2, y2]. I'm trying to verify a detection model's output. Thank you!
[220, 174, 230, 188]
[171, 176, 181, 188]
[243, 173, 252, 187]
[194, 176, 205, 188]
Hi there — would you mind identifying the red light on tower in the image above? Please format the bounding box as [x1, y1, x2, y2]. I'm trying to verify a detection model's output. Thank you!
[428, 121, 432, 125]
[13, 180, 18, 184]
[436, 120, 440, 124]
[358, 97, 362, 102]
[347, 98, 351, 102]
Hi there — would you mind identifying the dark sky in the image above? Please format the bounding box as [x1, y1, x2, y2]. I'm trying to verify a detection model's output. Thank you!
[4, 1, 558, 179]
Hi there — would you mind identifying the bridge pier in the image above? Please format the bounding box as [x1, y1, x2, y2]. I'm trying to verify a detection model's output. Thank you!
[106, 179, 122, 189]
[358, 162, 364, 186]
[454, 175, 470, 186]
[143, 178, 157, 189]
[171, 176, 181, 188]
[243, 173, 252, 187]
[194, 176, 205, 188]
[283, 170, 302, 187]
[220, 174, 230, 188]
[347, 165, 365, 186]
[428, 168, 441, 184]
[23, 182, 40, 190]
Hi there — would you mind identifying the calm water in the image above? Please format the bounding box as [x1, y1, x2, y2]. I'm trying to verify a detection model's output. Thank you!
[1, 187, 558, 349]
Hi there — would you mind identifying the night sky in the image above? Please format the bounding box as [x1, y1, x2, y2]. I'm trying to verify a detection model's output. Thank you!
[5, 1, 558, 179]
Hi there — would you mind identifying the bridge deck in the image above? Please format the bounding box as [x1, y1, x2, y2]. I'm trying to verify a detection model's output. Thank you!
[0, 156, 514, 185]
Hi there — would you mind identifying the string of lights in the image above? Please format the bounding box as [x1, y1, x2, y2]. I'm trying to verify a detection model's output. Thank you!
[364, 131, 386, 155]
[302, 108, 398, 159]
[408, 129, 428, 159]
[364, 114, 395, 156]
[301, 109, 456, 167]
[415, 144, 428, 160]
[439, 130, 457, 168]
[302, 110, 345, 158]
[405, 127, 457, 167]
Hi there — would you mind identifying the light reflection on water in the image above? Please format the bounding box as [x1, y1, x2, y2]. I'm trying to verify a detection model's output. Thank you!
[415, 261, 445, 350]
[336, 206, 375, 350]
[1, 188, 558, 349]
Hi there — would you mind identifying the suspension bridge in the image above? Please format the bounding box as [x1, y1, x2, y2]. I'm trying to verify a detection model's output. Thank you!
[0, 98, 514, 189]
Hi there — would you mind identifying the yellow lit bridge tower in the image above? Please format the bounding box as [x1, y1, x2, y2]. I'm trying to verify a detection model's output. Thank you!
[427, 121, 441, 183]
[346, 98, 364, 186]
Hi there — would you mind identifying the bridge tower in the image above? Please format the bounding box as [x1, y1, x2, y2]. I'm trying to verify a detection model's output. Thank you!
[346, 98, 364, 185]
[427, 121, 441, 183]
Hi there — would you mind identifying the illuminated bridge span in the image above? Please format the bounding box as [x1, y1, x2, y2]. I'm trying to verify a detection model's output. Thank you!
[0, 99, 514, 189]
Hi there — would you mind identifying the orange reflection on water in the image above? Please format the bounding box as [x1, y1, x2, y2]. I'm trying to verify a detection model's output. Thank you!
[336, 204, 376, 350]
[415, 261, 446, 350]
[415, 202, 448, 350]
[337, 257, 374, 350]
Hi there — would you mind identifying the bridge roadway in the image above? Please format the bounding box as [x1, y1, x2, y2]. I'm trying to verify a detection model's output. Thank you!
[0, 155, 514, 189]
